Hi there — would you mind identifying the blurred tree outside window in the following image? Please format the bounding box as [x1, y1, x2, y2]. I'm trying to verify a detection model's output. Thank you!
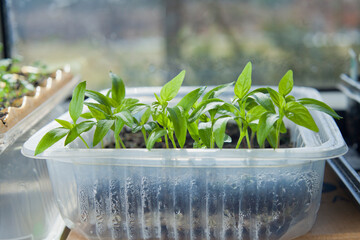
[7, 0, 360, 90]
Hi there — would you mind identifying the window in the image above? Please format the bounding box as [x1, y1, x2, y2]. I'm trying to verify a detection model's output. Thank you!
[7, 0, 360, 90]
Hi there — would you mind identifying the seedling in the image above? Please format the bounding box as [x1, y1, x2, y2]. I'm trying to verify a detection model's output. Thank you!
[187, 82, 233, 148]
[255, 70, 341, 148]
[35, 62, 341, 155]
[147, 70, 205, 149]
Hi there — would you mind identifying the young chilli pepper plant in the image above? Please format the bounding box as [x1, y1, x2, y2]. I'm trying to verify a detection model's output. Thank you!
[146, 70, 206, 150]
[255, 69, 342, 148]
[187, 82, 234, 149]
[35, 72, 145, 154]
[35, 62, 342, 155]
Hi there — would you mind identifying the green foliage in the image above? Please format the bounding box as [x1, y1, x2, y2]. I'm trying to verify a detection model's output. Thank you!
[0, 58, 52, 110]
[110, 72, 125, 104]
[35, 128, 69, 155]
[160, 70, 185, 103]
[234, 62, 252, 100]
[93, 119, 115, 147]
[35, 62, 341, 154]
[146, 128, 167, 150]
[213, 116, 232, 148]
[297, 98, 341, 119]
[69, 81, 86, 123]
[278, 70, 293, 96]
[285, 102, 318, 132]
[65, 121, 96, 146]
[257, 113, 279, 147]
[168, 106, 187, 148]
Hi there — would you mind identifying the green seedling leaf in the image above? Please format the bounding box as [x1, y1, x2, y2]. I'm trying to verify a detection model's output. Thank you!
[106, 89, 111, 97]
[267, 87, 285, 109]
[93, 119, 115, 147]
[297, 98, 342, 119]
[249, 122, 258, 132]
[142, 122, 158, 133]
[110, 72, 125, 104]
[35, 127, 69, 155]
[199, 114, 210, 123]
[141, 107, 151, 125]
[278, 70, 293, 96]
[151, 105, 167, 127]
[250, 92, 275, 113]
[114, 118, 125, 136]
[285, 95, 296, 102]
[234, 62, 252, 100]
[123, 98, 140, 106]
[188, 121, 200, 142]
[245, 97, 258, 111]
[168, 106, 187, 148]
[222, 102, 240, 116]
[85, 90, 114, 108]
[217, 108, 235, 117]
[114, 110, 134, 127]
[285, 101, 319, 132]
[113, 117, 125, 149]
[114, 98, 141, 113]
[257, 112, 279, 147]
[246, 105, 266, 123]
[55, 119, 73, 129]
[198, 121, 212, 148]
[154, 93, 162, 104]
[132, 121, 142, 133]
[108, 96, 120, 107]
[243, 87, 268, 101]
[80, 112, 94, 119]
[234, 116, 247, 123]
[160, 70, 185, 102]
[69, 81, 86, 123]
[128, 103, 148, 115]
[213, 116, 232, 148]
[177, 86, 206, 112]
[203, 82, 233, 101]
[65, 121, 96, 146]
[267, 128, 278, 149]
[84, 102, 111, 116]
[147, 128, 167, 150]
[188, 99, 224, 123]
[86, 105, 107, 121]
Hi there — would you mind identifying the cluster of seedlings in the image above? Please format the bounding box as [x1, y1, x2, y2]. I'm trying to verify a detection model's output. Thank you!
[35, 62, 341, 155]
[0, 57, 50, 124]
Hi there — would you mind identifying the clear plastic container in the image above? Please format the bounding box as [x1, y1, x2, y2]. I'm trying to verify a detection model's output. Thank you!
[0, 74, 79, 240]
[22, 86, 347, 240]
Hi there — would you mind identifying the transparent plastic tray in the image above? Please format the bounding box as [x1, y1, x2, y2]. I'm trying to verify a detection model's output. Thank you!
[0, 73, 80, 154]
[0, 73, 78, 240]
[1, 104, 68, 240]
[22, 86, 347, 240]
